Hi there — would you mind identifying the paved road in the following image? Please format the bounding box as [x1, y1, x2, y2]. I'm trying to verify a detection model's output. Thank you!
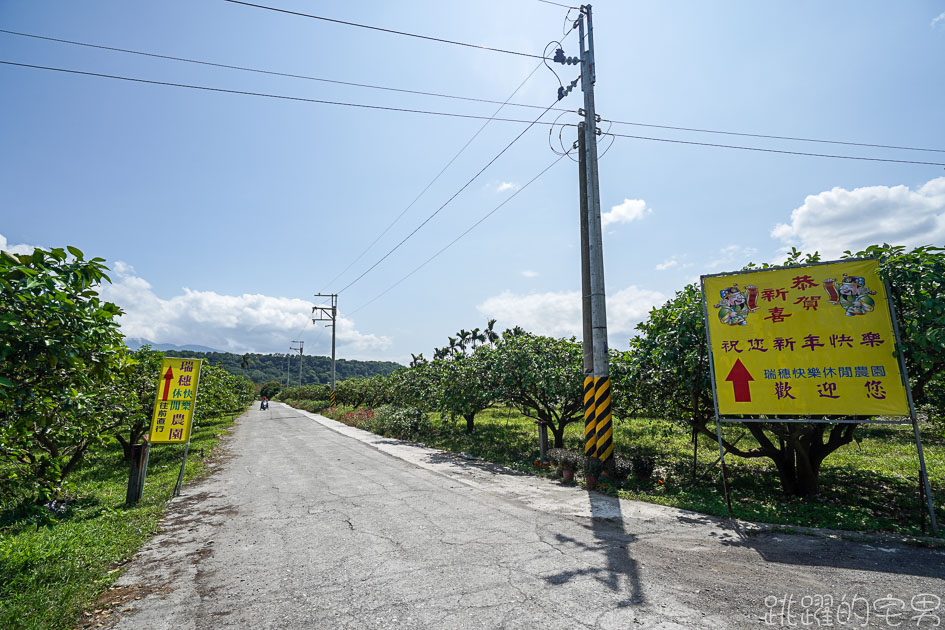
[108, 403, 945, 629]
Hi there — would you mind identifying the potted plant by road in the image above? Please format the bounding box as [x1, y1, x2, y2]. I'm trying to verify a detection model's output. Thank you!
[559, 450, 581, 483]
[585, 457, 603, 490]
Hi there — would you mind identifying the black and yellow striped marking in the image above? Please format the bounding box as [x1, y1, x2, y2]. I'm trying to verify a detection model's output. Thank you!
[594, 376, 613, 462]
[330, 390, 336, 407]
[583, 376, 597, 455]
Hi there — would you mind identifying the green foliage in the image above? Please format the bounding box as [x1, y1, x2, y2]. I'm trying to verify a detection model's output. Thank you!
[369, 405, 431, 441]
[259, 381, 281, 400]
[0, 411, 241, 630]
[112, 347, 165, 462]
[192, 363, 254, 423]
[388, 362, 439, 410]
[0, 247, 128, 502]
[275, 383, 330, 402]
[435, 350, 495, 432]
[845, 244, 945, 427]
[168, 350, 401, 386]
[621, 283, 712, 427]
[484, 330, 583, 448]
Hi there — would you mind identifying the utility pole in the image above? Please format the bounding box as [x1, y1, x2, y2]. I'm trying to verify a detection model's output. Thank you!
[312, 294, 337, 407]
[578, 125, 596, 461]
[290, 340, 303, 405]
[556, 4, 613, 467]
[283, 352, 290, 389]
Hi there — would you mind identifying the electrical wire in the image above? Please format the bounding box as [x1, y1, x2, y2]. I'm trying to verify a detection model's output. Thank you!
[4, 29, 941, 155]
[3, 59, 942, 168]
[321, 60, 546, 292]
[603, 131, 945, 167]
[223, 0, 549, 60]
[336, 97, 563, 296]
[347, 153, 568, 317]
[537, 0, 579, 8]
[0, 59, 571, 127]
[0, 29, 570, 115]
[602, 118, 945, 155]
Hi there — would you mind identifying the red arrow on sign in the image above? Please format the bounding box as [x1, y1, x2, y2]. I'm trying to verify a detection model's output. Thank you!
[161, 367, 174, 401]
[725, 358, 754, 402]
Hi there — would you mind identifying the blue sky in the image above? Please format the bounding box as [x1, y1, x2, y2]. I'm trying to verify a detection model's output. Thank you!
[2, 1, 944, 363]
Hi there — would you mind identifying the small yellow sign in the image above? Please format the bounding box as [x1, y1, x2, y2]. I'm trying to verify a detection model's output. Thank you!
[702, 259, 909, 417]
[148, 357, 203, 443]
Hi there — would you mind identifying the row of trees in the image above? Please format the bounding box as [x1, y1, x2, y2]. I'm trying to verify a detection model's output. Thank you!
[0, 247, 254, 505]
[173, 350, 402, 386]
[295, 244, 944, 497]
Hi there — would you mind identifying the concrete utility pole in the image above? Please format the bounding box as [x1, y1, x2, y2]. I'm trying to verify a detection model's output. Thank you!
[557, 4, 613, 465]
[290, 341, 303, 404]
[578, 125, 596, 461]
[312, 294, 338, 406]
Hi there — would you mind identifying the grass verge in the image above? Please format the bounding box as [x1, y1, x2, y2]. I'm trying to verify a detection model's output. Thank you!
[0, 410, 243, 630]
[312, 403, 943, 537]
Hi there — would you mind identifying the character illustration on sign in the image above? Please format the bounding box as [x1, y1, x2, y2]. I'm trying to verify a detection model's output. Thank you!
[823, 275, 876, 316]
[714, 284, 758, 325]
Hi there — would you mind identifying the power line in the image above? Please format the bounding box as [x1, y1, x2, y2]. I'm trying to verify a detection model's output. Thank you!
[0, 59, 570, 127]
[336, 97, 563, 296]
[222, 0, 548, 60]
[603, 118, 945, 155]
[4, 29, 942, 156]
[4, 60, 942, 168]
[0, 29, 566, 115]
[535, 0, 579, 8]
[321, 61, 545, 292]
[348, 154, 567, 317]
[604, 131, 945, 167]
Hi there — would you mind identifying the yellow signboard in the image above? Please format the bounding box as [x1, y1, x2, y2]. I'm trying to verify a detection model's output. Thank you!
[702, 259, 909, 417]
[149, 358, 203, 443]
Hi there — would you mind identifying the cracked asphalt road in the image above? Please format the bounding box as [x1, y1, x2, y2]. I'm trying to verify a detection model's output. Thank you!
[109, 403, 945, 629]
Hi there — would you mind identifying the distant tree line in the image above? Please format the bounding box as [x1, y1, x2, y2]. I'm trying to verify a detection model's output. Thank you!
[170, 351, 402, 386]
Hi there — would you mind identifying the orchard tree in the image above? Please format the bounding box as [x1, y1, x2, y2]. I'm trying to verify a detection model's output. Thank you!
[436, 350, 495, 433]
[112, 346, 164, 463]
[487, 331, 583, 448]
[0, 247, 128, 501]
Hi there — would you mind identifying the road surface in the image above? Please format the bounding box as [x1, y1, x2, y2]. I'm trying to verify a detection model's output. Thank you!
[104, 403, 945, 629]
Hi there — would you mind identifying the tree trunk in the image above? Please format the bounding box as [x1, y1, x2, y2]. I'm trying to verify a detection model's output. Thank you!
[771, 444, 799, 496]
[464, 413, 475, 434]
[549, 422, 565, 448]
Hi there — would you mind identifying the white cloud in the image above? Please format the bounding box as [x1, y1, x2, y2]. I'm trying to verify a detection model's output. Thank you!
[654, 255, 696, 271]
[601, 198, 652, 228]
[707, 244, 759, 272]
[521, 270, 539, 278]
[0, 232, 40, 255]
[100, 263, 391, 355]
[932, 11, 945, 28]
[771, 177, 945, 259]
[476, 284, 667, 342]
[496, 181, 520, 193]
[655, 256, 679, 271]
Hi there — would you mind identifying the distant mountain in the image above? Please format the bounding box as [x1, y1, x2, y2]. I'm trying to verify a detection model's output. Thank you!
[124, 337, 222, 353]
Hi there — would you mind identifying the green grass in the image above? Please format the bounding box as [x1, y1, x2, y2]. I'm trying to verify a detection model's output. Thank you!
[321, 404, 944, 537]
[0, 411, 244, 630]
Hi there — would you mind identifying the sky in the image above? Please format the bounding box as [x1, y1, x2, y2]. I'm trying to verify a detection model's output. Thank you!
[2, 1, 945, 364]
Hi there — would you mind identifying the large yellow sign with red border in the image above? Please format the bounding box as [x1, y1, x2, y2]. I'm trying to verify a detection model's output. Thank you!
[148, 357, 203, 443]
[702, 259, 909, 417]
